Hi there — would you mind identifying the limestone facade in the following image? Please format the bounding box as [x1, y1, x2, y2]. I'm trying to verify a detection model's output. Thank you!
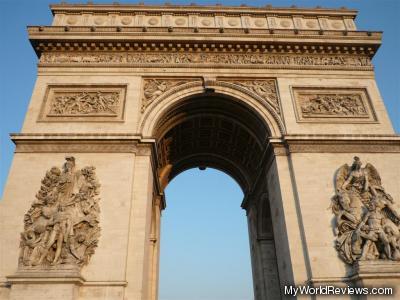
[0, 3, 399, 300]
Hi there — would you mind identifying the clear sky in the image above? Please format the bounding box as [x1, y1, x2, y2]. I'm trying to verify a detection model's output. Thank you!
[0, 1, 399, 300]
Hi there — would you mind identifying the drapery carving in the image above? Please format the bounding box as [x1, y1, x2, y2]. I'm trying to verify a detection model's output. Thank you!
[332, 157, 400, 264]
[19, 157, 101, 268]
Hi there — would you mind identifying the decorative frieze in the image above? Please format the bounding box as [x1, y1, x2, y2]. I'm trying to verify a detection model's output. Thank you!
[292, 87, 377, 123]
[19, 157, 100, 269]
[50, 9, 356, 31]
[331, 157, 400, 264]
[39, 85, 126, 122]
[39, 52, 372, 70]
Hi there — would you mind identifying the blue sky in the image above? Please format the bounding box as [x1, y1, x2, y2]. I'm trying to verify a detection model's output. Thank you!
[0, 1, 399, 300]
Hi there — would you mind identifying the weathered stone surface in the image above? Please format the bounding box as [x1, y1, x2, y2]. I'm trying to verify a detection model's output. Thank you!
[0, 3, 399, 300]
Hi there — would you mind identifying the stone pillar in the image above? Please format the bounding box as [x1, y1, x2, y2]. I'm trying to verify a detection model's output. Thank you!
[124, 149, 155, 300]
[247, 205, 265, 300]
[148, 196, 163, 300]
[267, 143, 310, 288]
[246, 192, 281, 300]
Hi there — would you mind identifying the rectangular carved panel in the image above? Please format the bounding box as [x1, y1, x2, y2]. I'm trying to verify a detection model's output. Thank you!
[38, 85, 126, 122]
[291, 87, 377, 123]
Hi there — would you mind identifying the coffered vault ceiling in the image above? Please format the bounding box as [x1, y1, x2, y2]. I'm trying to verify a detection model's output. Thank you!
[155, 94, 269, 192]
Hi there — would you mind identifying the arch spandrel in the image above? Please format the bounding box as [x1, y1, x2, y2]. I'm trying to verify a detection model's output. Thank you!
[138, 80, 285, 138]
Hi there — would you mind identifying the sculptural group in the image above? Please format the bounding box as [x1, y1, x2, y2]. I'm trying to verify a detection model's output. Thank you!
[332, 157, 400, 264]
[19, 157, 100, 268]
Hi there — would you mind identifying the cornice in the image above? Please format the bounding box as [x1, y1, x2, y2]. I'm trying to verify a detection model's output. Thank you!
[28, 27, 380, 62]
[50, 4, 358, 18]
[278, 134, 400, 153]
[10, 133, 154, 153]
[283, 134, 400, 141]
[11, 133, 400, 154]
[10, 133, 145, 141]
[10, 132, 164, 198]
[28, 26, 380, 40]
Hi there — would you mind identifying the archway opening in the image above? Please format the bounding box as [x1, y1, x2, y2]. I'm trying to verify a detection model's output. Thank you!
[159, 168, 252, 300]
[154, 93, 270, 194]
[150, 93, 280, 300]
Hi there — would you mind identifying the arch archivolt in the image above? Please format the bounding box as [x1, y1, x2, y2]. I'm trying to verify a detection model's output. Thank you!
[138, 77, 286, 138]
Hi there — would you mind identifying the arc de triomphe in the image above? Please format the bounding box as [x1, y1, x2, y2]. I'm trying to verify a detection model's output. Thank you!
[1, 3, 399, 300]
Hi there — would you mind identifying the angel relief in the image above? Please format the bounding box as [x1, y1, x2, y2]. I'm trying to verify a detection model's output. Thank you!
[332, 157, 400, 264]
[19, 157, 100, 269]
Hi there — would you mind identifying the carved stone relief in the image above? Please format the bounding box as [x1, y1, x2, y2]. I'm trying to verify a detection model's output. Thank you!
[292, 87, 376, 123]
[19, 157, 101, 268]
[141, 78, 280, 117]
[226, 80, 280, 115]
[40, 52, 372, 70]
[331, 157, 400, 264]
[51, 10, 356, 31]
[39, 85, 126, 122]
[141, 79, 199, 112]
[49, 92, 119, 115]
[301, 94, 367, 116]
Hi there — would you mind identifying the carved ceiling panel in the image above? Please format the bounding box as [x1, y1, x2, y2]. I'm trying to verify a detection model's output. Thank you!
[155, 96, 268, 192]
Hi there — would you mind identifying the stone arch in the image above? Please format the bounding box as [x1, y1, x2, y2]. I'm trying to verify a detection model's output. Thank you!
[139, 81, 283, 196]
[139, 79, 285, 138]
[141, 79, 285, 300]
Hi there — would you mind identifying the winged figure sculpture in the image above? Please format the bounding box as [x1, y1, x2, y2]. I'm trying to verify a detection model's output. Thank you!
[332, 156, 400, 264]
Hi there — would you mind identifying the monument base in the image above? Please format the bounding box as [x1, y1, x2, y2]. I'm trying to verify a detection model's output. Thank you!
[6, 266, 84, 300]
[350, 260, 400, 299]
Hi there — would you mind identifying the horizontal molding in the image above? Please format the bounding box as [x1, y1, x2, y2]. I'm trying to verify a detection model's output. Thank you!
[38, 51, 373, 71]
[271, 134, 400, 153]
[28, 27, 378, 40]
[11, 134, 155, 154]
[11, 134, 400, 154]
[28, 27, 381, 63]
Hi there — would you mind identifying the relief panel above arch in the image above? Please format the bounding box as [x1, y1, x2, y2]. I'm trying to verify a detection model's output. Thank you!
[291, 87, 378, 123]
[38, 85, 127, 122]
